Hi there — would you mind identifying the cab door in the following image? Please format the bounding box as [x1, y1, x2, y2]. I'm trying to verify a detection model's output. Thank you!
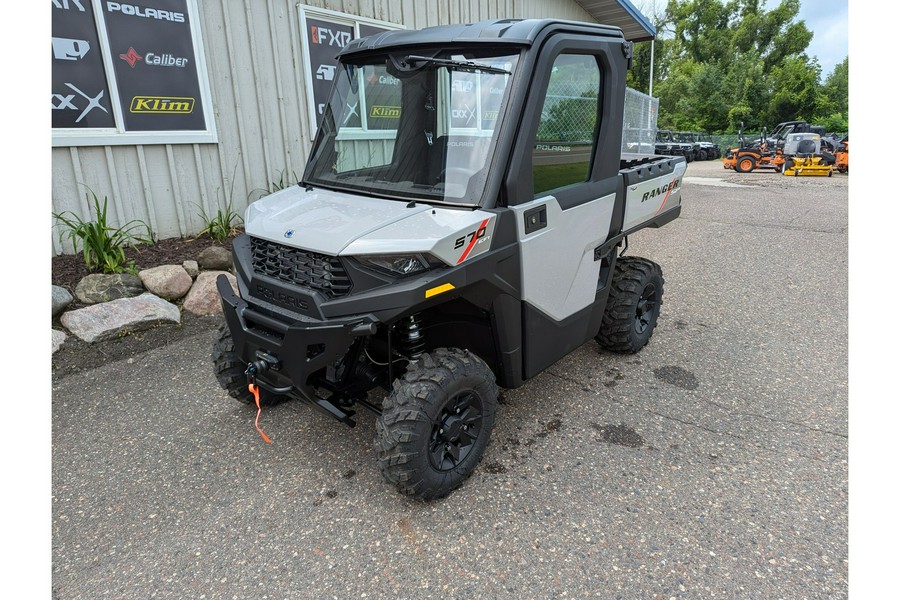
[503, 31, 629, 378]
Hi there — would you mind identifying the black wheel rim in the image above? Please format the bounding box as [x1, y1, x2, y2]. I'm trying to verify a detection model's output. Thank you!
[634, 283, 658, 335]
[429, 391, 483, 472]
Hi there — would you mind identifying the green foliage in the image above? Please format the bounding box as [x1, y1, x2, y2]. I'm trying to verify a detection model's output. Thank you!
[647, 0, 848, 135]
[269, 169, 300, 192]
[53, 191, 154, 274]
[196, 198, 243, 243]
[816, 112, 848, 135]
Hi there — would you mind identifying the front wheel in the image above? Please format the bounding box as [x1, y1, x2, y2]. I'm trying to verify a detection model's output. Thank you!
[212, 323, 286, 406]
[596, 257, 664, 354]
[375, 348, 498, 500]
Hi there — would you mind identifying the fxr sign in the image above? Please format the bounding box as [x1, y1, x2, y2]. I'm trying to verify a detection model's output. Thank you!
[310, 25, 352, 47]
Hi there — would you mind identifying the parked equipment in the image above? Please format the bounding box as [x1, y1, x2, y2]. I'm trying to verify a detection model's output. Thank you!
[835, 136, 849, 173]
[723, 123, 780, 172]
[782, 137, 833, 177]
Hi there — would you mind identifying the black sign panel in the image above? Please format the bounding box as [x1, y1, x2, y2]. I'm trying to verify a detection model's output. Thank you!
[52, 0, 116, 129]
[103, 0, 206, 131]
[305, 17, 355, 130]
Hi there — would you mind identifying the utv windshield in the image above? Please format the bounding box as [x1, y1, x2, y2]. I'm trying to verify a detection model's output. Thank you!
[303, 49, 520, 206]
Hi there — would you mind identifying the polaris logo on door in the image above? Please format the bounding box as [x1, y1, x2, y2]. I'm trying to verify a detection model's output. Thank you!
[130, 96, 195, 113]
[106, 1, 185, 22]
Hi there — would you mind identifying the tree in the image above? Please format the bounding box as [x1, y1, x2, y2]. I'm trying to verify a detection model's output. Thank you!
[653, 0, 822, 133]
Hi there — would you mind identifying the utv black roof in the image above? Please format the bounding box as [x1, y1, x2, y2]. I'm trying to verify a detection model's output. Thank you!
[338, 19, 626, 58]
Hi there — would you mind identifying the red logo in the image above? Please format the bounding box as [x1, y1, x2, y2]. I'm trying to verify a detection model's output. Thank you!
[119, 47, 143, 68]
[310, 26, 319, 44]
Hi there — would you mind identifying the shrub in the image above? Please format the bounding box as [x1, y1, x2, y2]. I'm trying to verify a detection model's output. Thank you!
[196, 198, 243, 243]
[53, 191, 154, 274]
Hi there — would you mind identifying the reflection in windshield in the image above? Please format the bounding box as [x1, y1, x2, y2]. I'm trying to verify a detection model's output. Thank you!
[303, 51, 519, 206]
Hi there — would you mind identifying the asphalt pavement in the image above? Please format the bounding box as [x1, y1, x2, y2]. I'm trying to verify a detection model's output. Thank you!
[51, 159, 848, 599]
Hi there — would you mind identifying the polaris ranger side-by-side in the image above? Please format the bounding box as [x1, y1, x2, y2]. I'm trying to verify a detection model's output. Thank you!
[214, 19, 685, 500]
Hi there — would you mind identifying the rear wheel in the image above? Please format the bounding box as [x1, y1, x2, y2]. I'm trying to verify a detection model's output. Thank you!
[375, 348, 498, 500]
[734, 156, 756, 173]
[596, 257, 664, 354]
[698, 149, 708, 161]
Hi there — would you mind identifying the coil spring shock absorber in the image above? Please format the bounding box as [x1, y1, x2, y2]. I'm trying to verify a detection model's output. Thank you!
[398, 314, 426, 359]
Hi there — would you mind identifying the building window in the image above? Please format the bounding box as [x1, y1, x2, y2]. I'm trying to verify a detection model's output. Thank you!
[52, 0, 216, 147]
[298, 5, 404, 137]
[531, 54, 602, 196]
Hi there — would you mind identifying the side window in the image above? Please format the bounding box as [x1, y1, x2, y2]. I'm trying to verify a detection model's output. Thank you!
[531, 54, 601, 196]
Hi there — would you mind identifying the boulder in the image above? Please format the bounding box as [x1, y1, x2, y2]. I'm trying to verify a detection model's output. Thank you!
[197, 246, 232, 270]
[52, 285, 73, 317]
[52, 329, 67, 354]
[182, 271, 237, 316]
[74, 273, 144, 305]
[139, 264, 193, 300]
[182, 260, 200, 279]
[60, 293, 180, 343]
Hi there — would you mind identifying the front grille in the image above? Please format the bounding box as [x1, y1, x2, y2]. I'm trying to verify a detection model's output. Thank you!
[250, 237, 352, 298]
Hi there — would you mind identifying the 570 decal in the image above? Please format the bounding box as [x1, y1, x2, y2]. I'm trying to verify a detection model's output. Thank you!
[454, 219, 490, 264]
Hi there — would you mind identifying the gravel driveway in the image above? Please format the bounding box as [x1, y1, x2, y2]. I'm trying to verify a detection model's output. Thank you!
[51, 159, 848, 599]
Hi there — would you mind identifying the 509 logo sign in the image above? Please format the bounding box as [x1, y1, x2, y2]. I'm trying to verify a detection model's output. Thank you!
[130, 96, 195, 114]
[52, 37, 90, 61]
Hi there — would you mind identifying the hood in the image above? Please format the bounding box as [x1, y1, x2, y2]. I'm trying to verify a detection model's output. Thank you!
[245, 186, 432, 255]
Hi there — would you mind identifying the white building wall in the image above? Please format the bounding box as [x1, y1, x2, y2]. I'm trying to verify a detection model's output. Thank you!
[51, 0, 596, 254]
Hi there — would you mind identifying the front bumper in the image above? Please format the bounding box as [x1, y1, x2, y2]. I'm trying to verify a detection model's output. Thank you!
[217, 274, 377, 405]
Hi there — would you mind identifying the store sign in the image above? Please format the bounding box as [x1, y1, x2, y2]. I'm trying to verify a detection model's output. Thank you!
[52, 0, 215, 145]
[304, 17, 355, 130]
[103, 0, 206, 131]
[298, 7, 402, 133]
[51, 0, 115, 128]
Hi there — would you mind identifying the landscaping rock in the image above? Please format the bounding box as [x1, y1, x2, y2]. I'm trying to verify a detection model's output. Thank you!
[182, 260, 200, 279]
[183, 271, 237, 316]
[52, 285, 73, 317]
[139, 265, 193, 300]
[197, 246, 232, 270]
[52, 329, 67, 353]
[60, 293, 181, 343]
[74, 273, 144, 305]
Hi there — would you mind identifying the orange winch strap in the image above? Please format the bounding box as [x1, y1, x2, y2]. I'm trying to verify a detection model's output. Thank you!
[249, 383, 272, 444]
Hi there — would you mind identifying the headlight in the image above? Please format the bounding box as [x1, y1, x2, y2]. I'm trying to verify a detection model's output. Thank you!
[355, 254, 441, 277]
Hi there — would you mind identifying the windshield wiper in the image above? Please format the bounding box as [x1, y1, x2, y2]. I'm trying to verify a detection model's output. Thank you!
[404, 55, 511, 75]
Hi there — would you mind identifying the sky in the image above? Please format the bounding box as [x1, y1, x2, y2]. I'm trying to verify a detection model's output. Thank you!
[639, 0, 849, 76]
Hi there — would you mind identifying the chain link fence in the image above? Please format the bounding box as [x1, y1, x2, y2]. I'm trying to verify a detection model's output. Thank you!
[622, 87, 658, 154]
[536, 77, 599, 144]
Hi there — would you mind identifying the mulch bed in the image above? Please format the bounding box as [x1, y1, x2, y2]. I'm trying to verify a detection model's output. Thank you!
[52, 231, 239, 293]
[52, 232, 243, 378]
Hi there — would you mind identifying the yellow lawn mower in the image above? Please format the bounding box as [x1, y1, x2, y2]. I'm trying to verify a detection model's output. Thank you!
[781, 137, 834, 177]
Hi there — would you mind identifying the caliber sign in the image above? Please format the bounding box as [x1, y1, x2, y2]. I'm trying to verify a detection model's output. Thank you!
[103, 0, 206, 131]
